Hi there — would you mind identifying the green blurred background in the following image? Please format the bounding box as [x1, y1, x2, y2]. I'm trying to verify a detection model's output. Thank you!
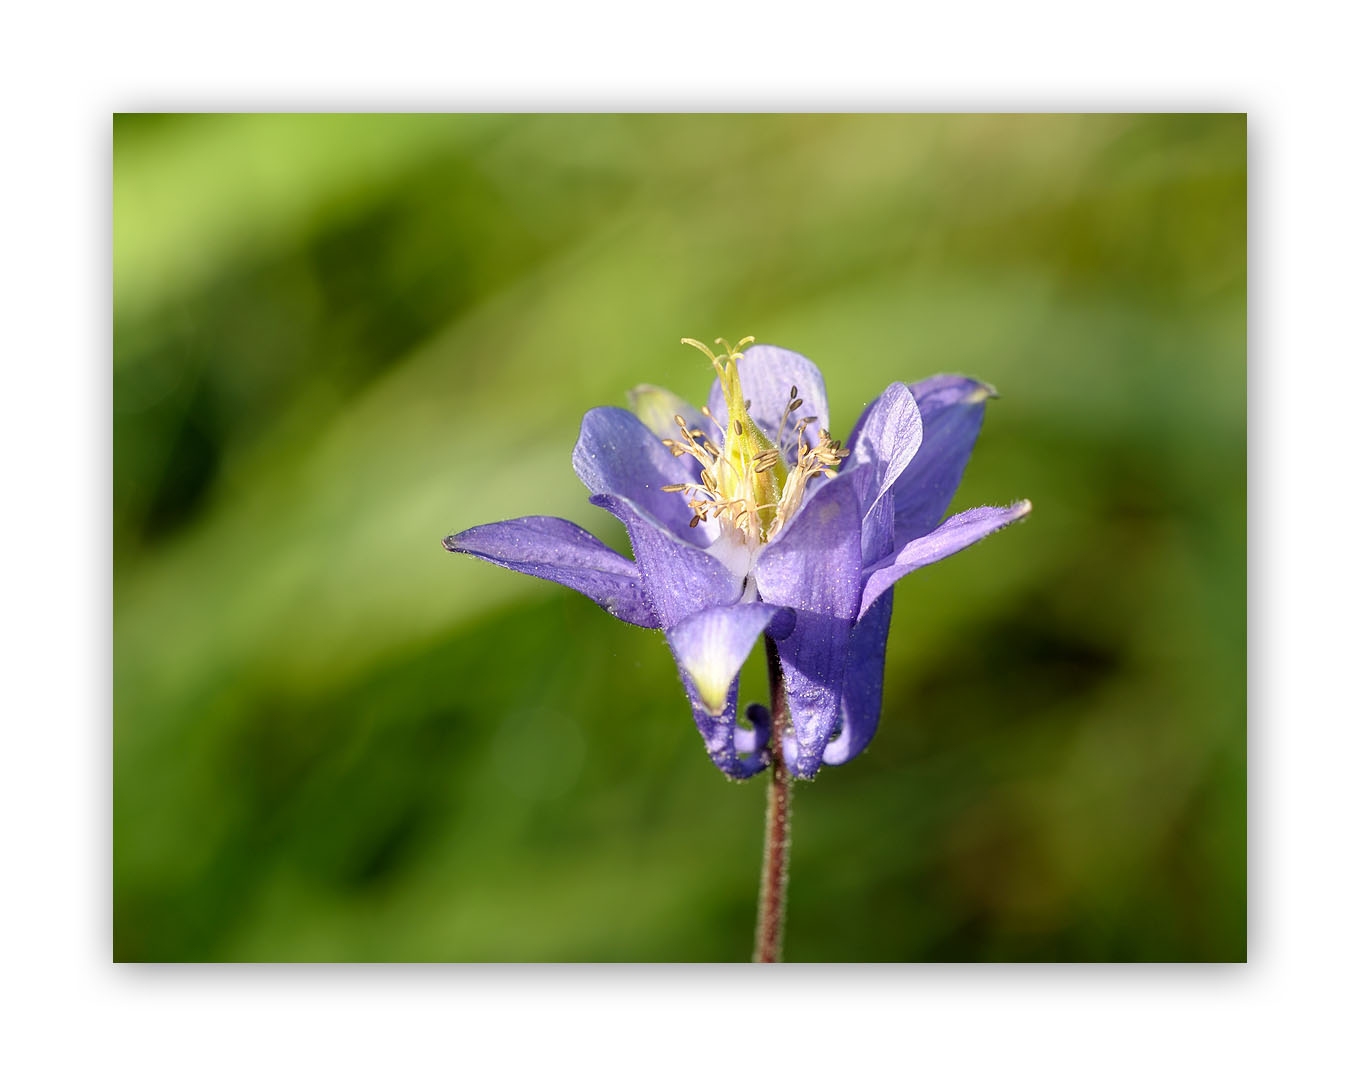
[113, 114, 1245, 961]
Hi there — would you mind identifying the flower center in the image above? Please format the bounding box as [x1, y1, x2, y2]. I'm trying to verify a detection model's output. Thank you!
[660, 337, 848, 549]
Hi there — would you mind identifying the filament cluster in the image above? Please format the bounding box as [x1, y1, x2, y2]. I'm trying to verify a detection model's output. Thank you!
[660, 337, 848, 546]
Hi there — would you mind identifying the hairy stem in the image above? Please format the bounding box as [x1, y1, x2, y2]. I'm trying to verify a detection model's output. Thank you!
[754, 634, 792, 963]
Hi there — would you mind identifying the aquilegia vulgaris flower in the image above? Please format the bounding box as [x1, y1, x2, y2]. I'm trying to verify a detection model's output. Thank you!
[444, 337, 1030, 781]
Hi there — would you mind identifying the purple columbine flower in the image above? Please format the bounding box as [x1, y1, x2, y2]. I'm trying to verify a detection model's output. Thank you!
[444, 338, 1030, 780]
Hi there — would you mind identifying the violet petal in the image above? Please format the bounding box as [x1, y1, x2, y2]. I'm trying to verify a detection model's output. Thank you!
[754, 475, 863, 778]
[821, 590, 893, 766]
[860, 500, 1032, 619]
[668, 602, 795, 777]
[443, 516, 660, 629]
[736, 703, 771, 756]
[589, 493, 742, 630]
[676, 678, 770, 780]
[859, 489, 896, 581]
[892, 375, 996, 543]
[847, 381, 923, 517]
[573, 406, 709, 542]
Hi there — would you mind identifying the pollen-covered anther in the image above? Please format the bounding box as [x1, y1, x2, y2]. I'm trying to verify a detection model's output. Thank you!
[662, 413, 721, 469]
[803, 430, 848, 472]
[753, 449, 782, 474]
[774, 386, 807, 453]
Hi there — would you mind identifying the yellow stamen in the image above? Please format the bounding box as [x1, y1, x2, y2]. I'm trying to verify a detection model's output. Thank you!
[669, 336, 843, 549]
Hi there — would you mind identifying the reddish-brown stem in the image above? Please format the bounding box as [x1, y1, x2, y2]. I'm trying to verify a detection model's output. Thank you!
[754, 634, 792, 963]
